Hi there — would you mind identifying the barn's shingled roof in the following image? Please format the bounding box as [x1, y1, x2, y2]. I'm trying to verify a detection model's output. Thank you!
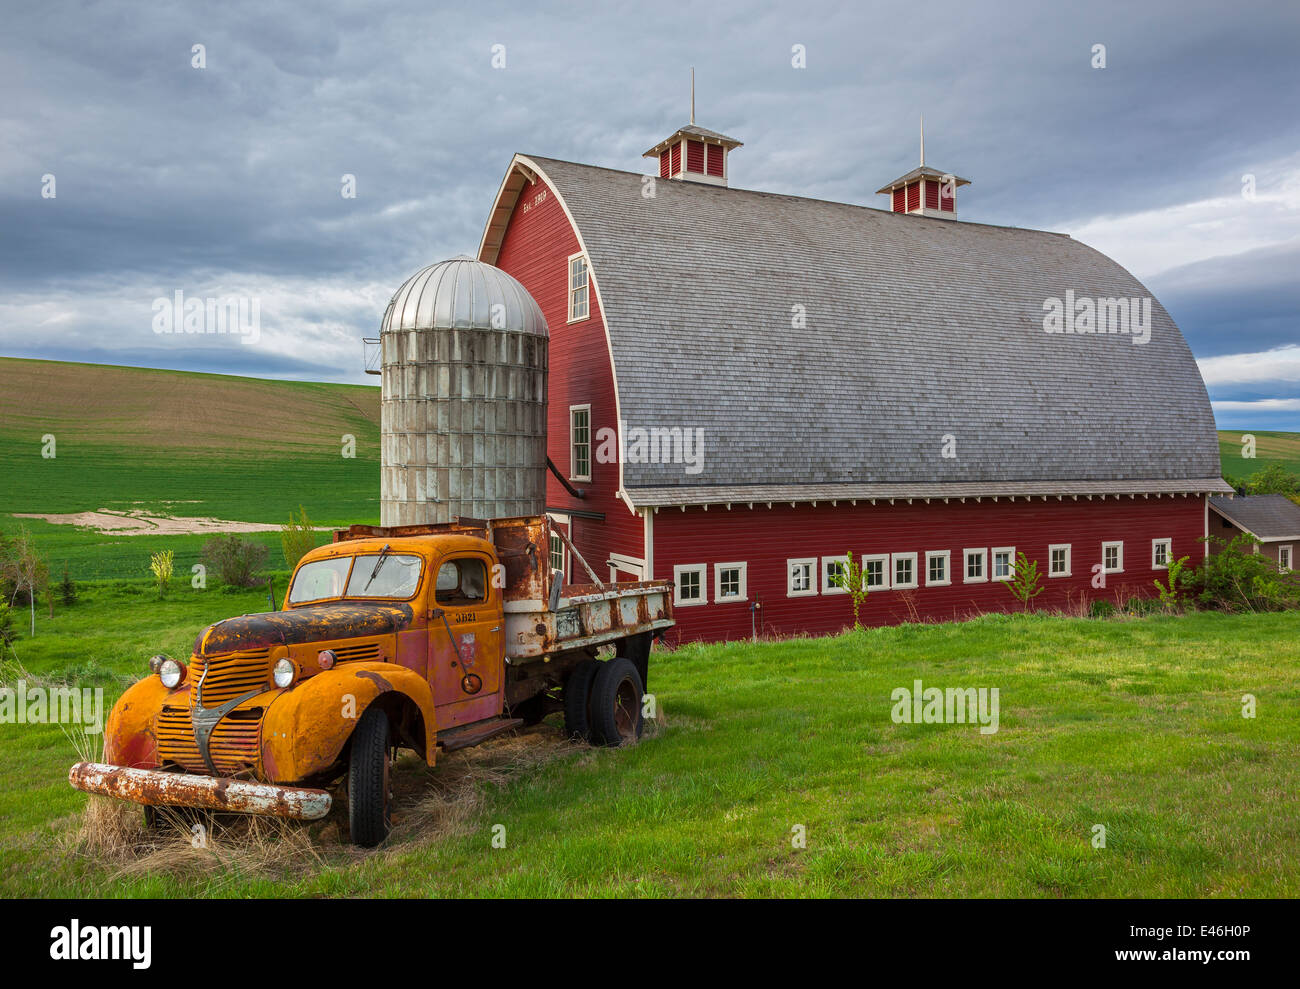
[481, 154, 1229, 505]
[1209, 494, 1300, 541]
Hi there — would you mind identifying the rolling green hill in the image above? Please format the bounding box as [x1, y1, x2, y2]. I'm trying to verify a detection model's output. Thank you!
[1218, 429, 1300, 483]
[0, 357, 381, 579]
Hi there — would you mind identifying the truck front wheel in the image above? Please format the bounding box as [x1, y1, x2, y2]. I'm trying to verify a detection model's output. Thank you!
[588, 658, 645, 747]
[347, 706, 391, 847]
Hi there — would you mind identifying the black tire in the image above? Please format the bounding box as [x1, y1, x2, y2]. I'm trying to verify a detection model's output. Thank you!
[588, 657, 645, 747]
[347, 706, 391, 848]
[563, 659, 599, 742]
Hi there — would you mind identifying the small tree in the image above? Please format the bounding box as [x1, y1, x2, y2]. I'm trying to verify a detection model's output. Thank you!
[58, 565, 78, 606]
[1005, 551, 1044, 609]
[1, 526, 49, 636]
[827, 550, 872, 631]
[200, 535, 269, 588]
[149, 549, 174, 599]
[280, 506, 317, 569]
[0, 601, 14, 649]
[1153, 554, 1191, 611]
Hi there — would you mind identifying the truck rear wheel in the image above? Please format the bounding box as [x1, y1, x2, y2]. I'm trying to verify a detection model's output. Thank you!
[347, 706, 391, 848]
[563, 659, 599, 743]
[588, 657, 645, 747]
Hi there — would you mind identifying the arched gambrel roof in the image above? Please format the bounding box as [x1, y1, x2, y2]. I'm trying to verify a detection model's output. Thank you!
[481, 154, 1229, 507]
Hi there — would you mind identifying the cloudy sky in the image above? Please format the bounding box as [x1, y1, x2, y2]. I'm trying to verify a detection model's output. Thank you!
[2, 0, 1297, 430]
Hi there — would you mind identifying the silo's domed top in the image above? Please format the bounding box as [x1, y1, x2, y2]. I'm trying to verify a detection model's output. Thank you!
[380, 256, 547, 336]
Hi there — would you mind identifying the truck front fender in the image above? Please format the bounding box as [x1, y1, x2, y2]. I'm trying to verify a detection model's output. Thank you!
[261, 663, 438, 783]
[104, 675, 179, 769]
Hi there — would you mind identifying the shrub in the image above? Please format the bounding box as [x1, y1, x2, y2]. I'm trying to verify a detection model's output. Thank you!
[0, 525, 49, 636]
[1089, 600, 1116, 619]
[1006, 552, 1044, 608]
[280, 506, 317, 570]
[1189, 533, 1300, 612]
[149, 550, 174, 599]
[0, 601, 14, 647]
[200, 535, 268, 588]
[1153, 554, 1191, 611]
[1244, 462, 1300, 497]
[58, 565, 78, 606]
[826, 550, 871, 631]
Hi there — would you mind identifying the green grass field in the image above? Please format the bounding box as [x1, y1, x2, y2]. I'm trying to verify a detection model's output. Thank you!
[2, 579, 1296, 898]
[0, 358, 381, 580]
[1218, 429, 1300, 482]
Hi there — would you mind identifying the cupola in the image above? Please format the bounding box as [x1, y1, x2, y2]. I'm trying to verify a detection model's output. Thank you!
[643, 72, 742, 187]
[876, 117, 970, 218]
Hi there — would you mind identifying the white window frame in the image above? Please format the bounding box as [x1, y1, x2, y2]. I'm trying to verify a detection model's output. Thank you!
[787, 558, 818, 597]
[568, 404, 591, 483]
[608, 552, 644, 583]
[1102, 540, 1124, 574]
[548, 531, 567, 577]
[1151, 538, 1171, 570]
[1048, 543, 1072, 578]
[891, 552, 918, 590]
[567, 252, 589, 322]
[963, 548, 987, 584]
[862, 553, 890, 590]
[714, 561, 748, 602]
[672, 563, 707, 607]
[991, 546, 1016, 582]
[1278, 544, 1293, 572]
[821, 555, 849, 595]
[924, 550, 951, 587]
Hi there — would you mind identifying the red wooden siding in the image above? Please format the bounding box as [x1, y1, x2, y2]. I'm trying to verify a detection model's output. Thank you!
[492, 175, 645, 581]
[659, 150, 670, 178]
[892, 188, 905, 212]
[924, 179, 940, 210]
[906, 181, 920, 211]
[706, 143, 724, 177]
[670, 142, 681, 176]
[940, 182, 955, 212]
[686, 140, 705, 173]
[651, 495, 1206, 642]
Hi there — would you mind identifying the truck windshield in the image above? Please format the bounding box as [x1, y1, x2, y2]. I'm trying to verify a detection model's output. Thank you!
[288, 554, 423, 604]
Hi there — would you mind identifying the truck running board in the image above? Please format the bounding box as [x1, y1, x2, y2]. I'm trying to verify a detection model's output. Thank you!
[436, 718, 525, 752]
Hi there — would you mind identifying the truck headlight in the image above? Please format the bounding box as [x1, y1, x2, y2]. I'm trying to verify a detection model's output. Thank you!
[273, 658, 295, 689]
[159, 659, 186, 689]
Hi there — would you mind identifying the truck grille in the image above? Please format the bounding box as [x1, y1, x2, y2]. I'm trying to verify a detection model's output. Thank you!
[333, 642, 380, 663]
[156, 705, 263, 775]
[192, 648, 272, 706]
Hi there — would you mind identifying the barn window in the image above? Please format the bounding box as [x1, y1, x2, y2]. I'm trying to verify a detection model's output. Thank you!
[925, 551, 950, 587]
[673, 564, 707, 606]
[715, 562, 747, 601]
[787, 558, 817, 597]
[1102, 541, 1124, 574]
[822, 556, 849, 594]
[569, 405, 591, 482]
[1049, 544, 1071, 577]
[548, 532, 565, 575]
[964, 549, 987, 583]
[1280, 545, 1294, 572]
[1151, 538, 1171, 570]
[567, 253, 589, 322]
[992, 547, 1015, 582]
[863, 554, 889, 589]
[892, 553, 918, 590]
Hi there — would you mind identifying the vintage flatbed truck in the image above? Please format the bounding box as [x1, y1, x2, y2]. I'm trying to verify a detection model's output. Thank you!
[69, 515, 673, 846]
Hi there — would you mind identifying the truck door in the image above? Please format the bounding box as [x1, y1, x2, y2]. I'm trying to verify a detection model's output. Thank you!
[428, 552, 505, 723]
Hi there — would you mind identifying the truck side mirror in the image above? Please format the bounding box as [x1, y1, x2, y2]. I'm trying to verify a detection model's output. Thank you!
[548, 570, 563, 612]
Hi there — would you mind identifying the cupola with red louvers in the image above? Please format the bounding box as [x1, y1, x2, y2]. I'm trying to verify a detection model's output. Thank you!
[876, 117, 970, 218]
[643, 71, 742, 187]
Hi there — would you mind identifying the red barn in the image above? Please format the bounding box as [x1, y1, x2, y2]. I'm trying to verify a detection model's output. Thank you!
[476, 122, 1230, 642]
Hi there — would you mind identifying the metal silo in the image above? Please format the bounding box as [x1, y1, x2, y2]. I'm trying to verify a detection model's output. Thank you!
[379, 257, 549, 526]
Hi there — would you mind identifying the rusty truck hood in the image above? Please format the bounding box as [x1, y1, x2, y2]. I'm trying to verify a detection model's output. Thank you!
[195, 602, 415, 656]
